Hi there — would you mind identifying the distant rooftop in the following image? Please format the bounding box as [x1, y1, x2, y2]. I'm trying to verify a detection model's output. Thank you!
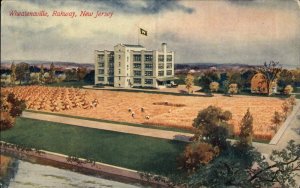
[122, 44, 144, 48]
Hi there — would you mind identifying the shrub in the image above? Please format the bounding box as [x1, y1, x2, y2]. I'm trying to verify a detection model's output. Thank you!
[228, 83, 238, 96]
[209, 82, 219, 93]
[284, 85, 293, 95]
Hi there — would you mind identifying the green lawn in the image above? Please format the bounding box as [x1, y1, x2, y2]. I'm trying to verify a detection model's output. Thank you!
[0, 118, 187, 176]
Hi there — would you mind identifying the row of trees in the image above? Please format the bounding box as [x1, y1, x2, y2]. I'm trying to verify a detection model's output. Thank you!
[5, 62, 89, 85]
[184, 61, 299, 95]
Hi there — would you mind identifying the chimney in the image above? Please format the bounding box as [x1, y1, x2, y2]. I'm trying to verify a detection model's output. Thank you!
[161, 43, 167, 53]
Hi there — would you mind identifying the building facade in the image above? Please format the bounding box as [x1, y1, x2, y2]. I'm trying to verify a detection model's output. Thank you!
[94, 43, 175, 88]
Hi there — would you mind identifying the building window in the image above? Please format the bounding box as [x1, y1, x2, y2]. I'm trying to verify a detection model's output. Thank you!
[158, 71, 164, 76]
[134, 70, 141, 76]
[98, 77, 104, 81]
[158, 63, 164, 69]
[145, 79, 153, 85]
[119, 76, 121, 80]
[133, 54, 141, 62]
[98, 69, 104, 74]
[98, 54, 104, 61]
[118, 69, 121, 74]
[109, 63, 114, 68]
[145, 55, 153, 62]
[167, 55, 172, 61]
[134, 78, 141, 84]
[145, 71, 153, 76]
[108, 69, 114, 75]
[119, 62, 121, 67]
[133, 63, 141, 68]
[127, 56, 129, 62]
[158, 55, 164, 62]
[119, 55, 121, 59]
[98, 63, 104, 67]
[145, 63, 153, 69]
[167, 63, 172, 69]
[108, 54, 114, 62]
[108, 77, 114, 83]
[167, 70, 172, 75]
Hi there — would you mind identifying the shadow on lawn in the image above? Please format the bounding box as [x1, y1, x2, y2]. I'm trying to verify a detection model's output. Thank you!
[173, 135, 192, 142]
[137, 140, 186, 178]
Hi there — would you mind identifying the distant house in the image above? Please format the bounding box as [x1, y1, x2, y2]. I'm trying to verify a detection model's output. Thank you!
[251, 73, 277, 94]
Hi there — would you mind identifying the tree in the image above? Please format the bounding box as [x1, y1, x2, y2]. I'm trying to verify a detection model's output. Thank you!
[241, 69, 256, 89]
[30, 73, 40, 84]
[278, 69, 294, 88]
[84, 70, 95, 84]
[39, 64, 45, 84]
[228, 83, 238, 96]
[10, 62, 16, 85]
[237, 109, 253, 147]
[227, 71, 242, 87]
[185, 73, 194, 94]
[209, 82, 219, 93]
[258, 61, 282, 95]
[281, 100, 292, 119]
[249, 140, 300, 187]
[65, 68, 77, 81]
[0, 92, 26, 131]
[284, 85, 293, 95]
[185, 140, 300, 188]
[180, 142, 220, 172]
[271, 111, 283, 132]
[76, 67, 88, 81]
[222, 80, 230, 95]
[290, 68, 300, 86]
[15, 62, 30, 84]
[49, 62, 56, 83]
[198, 70, 220, 92]
[192, 106, 233, 149]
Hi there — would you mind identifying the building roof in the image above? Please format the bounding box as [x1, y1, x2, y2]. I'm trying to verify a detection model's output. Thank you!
[122, 44, 144, 48]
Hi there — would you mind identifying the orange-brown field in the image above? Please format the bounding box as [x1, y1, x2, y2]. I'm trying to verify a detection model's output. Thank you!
[3, 86, 287, 140]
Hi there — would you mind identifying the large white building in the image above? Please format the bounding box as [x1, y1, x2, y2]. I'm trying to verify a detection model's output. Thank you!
[94, 43, 175, 88]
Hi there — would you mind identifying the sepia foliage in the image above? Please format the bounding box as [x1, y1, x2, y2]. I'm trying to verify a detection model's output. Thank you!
[185, 73, 194, 94]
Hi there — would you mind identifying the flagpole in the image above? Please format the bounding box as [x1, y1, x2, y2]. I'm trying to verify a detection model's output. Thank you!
[138, 27, 140, 45]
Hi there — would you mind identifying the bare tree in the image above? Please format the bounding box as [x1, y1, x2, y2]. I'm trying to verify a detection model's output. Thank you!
[258, 61, 282, 95]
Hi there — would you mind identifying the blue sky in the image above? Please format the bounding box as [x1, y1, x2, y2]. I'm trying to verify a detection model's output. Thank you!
[1, 0, 300, 67]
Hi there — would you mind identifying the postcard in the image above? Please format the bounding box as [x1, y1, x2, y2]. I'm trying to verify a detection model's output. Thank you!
[1, 0, 300, 187]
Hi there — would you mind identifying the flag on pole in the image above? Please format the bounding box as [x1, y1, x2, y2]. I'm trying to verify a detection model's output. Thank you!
[140, 28, 147, 36]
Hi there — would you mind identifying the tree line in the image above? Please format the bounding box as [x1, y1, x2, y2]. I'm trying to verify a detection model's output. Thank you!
[1, 62, 94, 86]
[184, 61, 299, 96]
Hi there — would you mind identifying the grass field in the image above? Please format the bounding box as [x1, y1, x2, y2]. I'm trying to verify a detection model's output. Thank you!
[0, 118, 187, 176]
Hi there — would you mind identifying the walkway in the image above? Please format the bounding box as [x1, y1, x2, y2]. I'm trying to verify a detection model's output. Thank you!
[21, 111, 193, 142]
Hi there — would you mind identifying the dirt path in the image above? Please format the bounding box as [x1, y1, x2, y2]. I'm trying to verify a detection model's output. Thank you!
[21, 111, 193, 142]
